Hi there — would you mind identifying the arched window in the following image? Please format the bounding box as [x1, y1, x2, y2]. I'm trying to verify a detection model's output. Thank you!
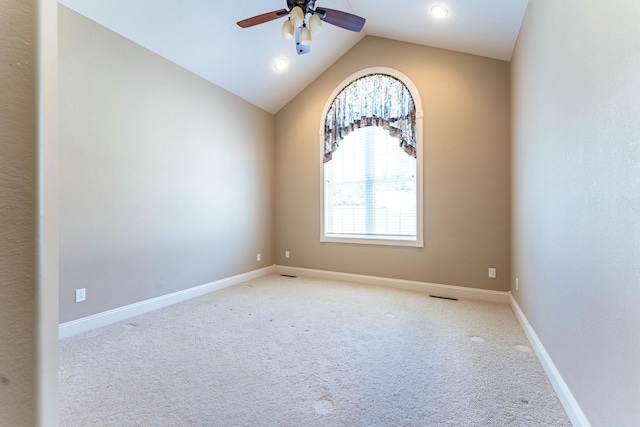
[320, 68, 424, 247]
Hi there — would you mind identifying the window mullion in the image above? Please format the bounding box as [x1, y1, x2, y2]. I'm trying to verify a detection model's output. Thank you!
[364, 130, 375, 235]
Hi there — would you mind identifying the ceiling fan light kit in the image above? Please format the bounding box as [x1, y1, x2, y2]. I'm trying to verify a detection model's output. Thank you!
[237, 0, 365, 55]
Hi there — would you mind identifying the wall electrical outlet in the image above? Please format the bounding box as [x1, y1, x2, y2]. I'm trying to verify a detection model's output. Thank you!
[488, 268, 496, 279]
[75, 288, 86, 303]
[285, 251, 290, 259]
[257, 253, 261, 262]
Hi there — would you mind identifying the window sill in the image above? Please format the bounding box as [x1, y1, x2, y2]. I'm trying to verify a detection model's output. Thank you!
[321, 234, 424, 248]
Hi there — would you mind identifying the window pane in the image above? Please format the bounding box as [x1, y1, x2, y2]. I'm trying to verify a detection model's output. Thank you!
[325, 126, 416, 238]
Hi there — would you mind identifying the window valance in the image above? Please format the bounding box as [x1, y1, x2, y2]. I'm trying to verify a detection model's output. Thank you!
[323, 73, 416, 163]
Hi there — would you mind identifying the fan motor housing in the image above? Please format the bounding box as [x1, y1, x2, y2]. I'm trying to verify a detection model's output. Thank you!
[287, 0, 315, 12]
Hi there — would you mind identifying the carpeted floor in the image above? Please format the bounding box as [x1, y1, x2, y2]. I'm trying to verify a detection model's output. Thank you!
[59, 274, 572, 426]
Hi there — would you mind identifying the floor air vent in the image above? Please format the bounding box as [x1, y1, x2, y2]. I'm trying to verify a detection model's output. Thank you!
[429, 295, 458, 301]
[281, 274, 298, 278]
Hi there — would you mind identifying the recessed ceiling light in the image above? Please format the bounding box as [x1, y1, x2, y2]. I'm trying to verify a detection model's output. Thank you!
[274, 57, 288, 72]
[431, 5, 449, 18]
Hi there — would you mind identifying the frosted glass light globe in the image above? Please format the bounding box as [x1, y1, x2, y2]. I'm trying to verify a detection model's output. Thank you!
[290, 6, 304, 28]
[282, 19, 294, 40]
[309, 14, 323, 34]
[300, 26, 312, 45]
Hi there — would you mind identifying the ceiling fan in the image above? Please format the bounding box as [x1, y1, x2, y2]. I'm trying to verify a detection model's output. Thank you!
[237, 0, 366, 55]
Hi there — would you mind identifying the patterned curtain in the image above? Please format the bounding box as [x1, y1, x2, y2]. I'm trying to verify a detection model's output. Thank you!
[324, 74, 416, 163]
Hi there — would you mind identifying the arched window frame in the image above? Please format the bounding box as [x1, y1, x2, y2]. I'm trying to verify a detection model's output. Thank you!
[319, 67, 424, 247]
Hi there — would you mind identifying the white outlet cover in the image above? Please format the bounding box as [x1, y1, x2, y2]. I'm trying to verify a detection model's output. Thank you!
[75, 288, 86, 303]
[488, 268, 496, 278]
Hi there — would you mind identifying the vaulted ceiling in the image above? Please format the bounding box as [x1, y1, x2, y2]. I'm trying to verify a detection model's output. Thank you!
[59, 0, 529, 113]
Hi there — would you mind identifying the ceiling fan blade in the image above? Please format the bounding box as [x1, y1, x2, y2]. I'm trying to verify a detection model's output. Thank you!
[237, 9, 289, 28]
[315, 7, 366, 32]
[295, 27, 310, 55]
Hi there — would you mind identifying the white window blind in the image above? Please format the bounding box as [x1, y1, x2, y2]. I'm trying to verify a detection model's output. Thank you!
[324, 126, 417, 239]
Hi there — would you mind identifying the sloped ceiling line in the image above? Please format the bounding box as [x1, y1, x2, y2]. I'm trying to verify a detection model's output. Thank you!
[59, 0, 528, 113]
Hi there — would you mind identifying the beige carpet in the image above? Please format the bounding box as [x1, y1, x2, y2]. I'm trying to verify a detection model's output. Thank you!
[59, 274, 572, 426]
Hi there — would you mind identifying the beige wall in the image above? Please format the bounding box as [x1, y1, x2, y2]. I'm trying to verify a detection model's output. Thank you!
[1, 0, 58, 425]
[58, 6, 275, 323]
[275, 37, 511, 291]
[511, 1, 640, 425]
[0, 3, 38, 424]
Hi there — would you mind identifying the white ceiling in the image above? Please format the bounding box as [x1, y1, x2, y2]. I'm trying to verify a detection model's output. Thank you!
[59, 0, 529, 114]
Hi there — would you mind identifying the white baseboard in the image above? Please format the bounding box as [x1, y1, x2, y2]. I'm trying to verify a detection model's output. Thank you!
[275, 265, 509, 304]
[59, 266, 276, 339]
[509, 293, 590, 427]
[59, 264, 507, 337]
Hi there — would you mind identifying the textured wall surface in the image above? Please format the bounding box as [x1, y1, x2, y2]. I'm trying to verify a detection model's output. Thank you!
[58, 6, 275, 322]
[275, 37, 511, 291]
[0, 1, 38, 425]
[511, 1, 640, 425]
